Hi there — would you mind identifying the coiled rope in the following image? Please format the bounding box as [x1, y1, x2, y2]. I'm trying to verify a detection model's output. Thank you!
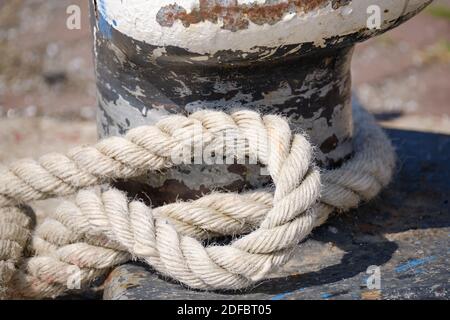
[0, 105, 395, 299]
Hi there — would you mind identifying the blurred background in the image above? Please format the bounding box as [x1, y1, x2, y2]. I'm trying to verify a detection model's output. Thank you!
[0, 0, 449, 162]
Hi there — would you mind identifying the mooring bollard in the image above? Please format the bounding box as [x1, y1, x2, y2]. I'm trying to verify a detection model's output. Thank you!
[90, 0, 432, 207]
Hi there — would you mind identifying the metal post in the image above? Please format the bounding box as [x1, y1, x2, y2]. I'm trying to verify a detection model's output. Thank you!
[90, 0, 432, 206]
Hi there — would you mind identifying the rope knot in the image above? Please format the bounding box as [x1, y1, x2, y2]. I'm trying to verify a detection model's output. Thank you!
[0, 105, 395, 299]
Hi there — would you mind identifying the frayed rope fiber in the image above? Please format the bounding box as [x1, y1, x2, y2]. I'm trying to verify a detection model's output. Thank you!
[0, 105, 395, 299]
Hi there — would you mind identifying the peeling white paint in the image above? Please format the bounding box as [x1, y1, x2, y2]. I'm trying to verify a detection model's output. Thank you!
[98, 0, 431, 55]
[145, 164, 267, 190]
[296, 102, 353, 164]
[260, 81, 293, 106]
[98, 92, 171, 137]
[185, 92, 254, 113]
[190, 56, 210, 62]
[124, 85, 146, 99]
[152, 47, 167, 59]
[213, 80, 241, 94]
[170, 72, 193, 97]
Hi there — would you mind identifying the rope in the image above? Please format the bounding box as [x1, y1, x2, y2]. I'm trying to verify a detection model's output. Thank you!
[0, 105, 395, 299]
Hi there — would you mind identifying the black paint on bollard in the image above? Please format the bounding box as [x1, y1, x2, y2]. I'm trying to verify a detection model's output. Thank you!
[90, 0, 432, 205]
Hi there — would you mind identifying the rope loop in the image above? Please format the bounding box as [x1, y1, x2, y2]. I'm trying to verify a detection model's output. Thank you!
[0, 105, 395, 299]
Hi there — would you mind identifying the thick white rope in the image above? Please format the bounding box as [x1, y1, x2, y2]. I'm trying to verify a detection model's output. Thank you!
[0, 105, 395, 299]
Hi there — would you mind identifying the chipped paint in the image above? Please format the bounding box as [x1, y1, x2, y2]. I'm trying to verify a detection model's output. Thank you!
[156, 0, 332, 32]
[145, 164, 268, 191]
[124, 86, 146, 99]
[97, 0, 432, 55]
[270, 288, 306, 300]
[295, 103, 353, 165]
[90, 0, 432, 204]
[395, 256, 436, 273]
[97, 92, 171, 137]
[96, 0, 113, 39]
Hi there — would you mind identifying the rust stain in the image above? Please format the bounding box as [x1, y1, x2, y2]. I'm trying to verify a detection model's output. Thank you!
[156, 0, 346, 32]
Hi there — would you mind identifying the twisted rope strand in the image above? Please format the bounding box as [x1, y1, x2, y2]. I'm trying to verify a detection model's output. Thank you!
[0, 105, 395, 299]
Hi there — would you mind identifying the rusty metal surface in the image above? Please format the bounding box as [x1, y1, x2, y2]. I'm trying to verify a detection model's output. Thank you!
[156, 0, 341, 32]
[92, 1, 433, 65]
[103, 107, 450, 300]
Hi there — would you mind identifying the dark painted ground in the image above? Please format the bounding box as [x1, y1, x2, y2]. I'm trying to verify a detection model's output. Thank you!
[103, 124, 450, 300]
